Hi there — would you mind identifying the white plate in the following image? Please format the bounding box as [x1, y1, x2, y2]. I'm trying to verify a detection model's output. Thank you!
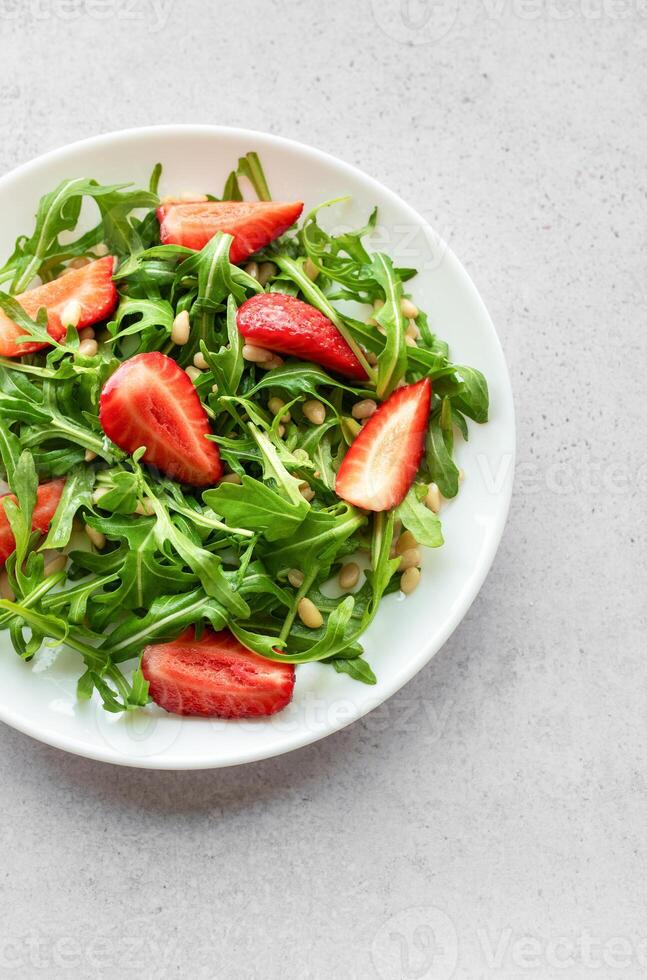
[0, 126, 515, 768]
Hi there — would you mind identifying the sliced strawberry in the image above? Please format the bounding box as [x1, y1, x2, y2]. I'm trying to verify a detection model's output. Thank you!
[0, 256, 117, 358]
[99, 352, 222, 487]
[335, 379, 431, 511]
[237, 292, 366, 380]
[0, 479, 65, 565]
[142, 627, 295, 718]
[157, 200, 303, 263]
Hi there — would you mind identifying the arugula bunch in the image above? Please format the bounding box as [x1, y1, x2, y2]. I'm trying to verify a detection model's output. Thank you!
[0, 153, 488, 714]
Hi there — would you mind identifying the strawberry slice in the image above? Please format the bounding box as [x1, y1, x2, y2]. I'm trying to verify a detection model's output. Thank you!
[157, 200, 303, 263]
[99, 352, 222, 487]
[237, 292, 366, 380]
[142, 627, 295, 718]
[0, 256, 117, 358]
[0, 479, 65, 565]
[335, 379, 432, 511]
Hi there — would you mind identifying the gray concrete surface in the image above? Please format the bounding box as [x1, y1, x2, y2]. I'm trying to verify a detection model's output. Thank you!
[0, 1, 646, 978]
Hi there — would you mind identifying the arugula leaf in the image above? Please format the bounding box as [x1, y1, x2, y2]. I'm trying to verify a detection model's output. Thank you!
[396, 486, 444, 548]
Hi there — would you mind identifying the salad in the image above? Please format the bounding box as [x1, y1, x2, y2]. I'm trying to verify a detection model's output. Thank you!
[0, 152, 489, 720]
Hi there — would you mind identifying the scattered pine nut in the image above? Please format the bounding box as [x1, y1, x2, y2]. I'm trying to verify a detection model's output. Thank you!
[84, 524, 105, 550]
[365, 350, 378, 366]
[258, 261, 277, 286]
[299, 482, 315, 502]
[78, 339, 98, 357]
[399, 547, 422, 571]
[459, 468, 465, 482]
[134, 498, 156, 516]
[268, 396, 291, 423]
[303, 399, 326, 425]
[94, 243, 109, 257]
[244, 261, 260, 280]
[185, 365, 202, 382]
[211, 383, 219, 394]
[425, 483, 441, 513]
[304, 258, 319, 281]
[277, 424, 286, 438]
[193, 352, 209, 370]
[373, 298, 385, 311]
[396, 530, 418, 555]
[401, 566, 421, 595]
[400, 298, 419, 319]
[220, 473, 243, 485]
[61, 299, 82, 328]
[78, 326, 95, 341]
[91, 487, 111, 506]
[261, 355, 284, 371]
[44, 554, 67, 577]
[298, 597, 323, 629]
[242, 343, 273, 364]
[405, 334, 417, 348]
[352, 399, 377, 421]
[406, 320, 420, 340]
[171, 310, 190, 346]
[69, 256, 90, 270]
[339, 562, 360, 591]
[180, 191, 208, 202]
[288, 569, 305, 588]
[84, 449, 97, 463]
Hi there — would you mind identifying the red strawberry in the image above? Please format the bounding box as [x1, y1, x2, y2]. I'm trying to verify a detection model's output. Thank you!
[335, 379, 432, 511]
[157, 200, 303, 263]
[142, 627, 295, 718]
[99, 352, 222, 487]
[237, 292, 366, 380]
[0, 479, 65, 565]
[0, 257, 117, 358]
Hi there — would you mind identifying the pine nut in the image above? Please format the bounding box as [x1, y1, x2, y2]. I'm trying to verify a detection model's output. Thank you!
[171, 310, 190, 345]
[298, 597, 323, 629]
[303, 399, 326, 425]
[406, 320, 420, 340]
[61, 299, 82, 328]
[244, 261, 260, 280]
[211, 384, 219, 394]
[220, 473, 243, 485]
[277, 424, 286, 438]
[84, 449, 97, 462]
[84, 524, 105, 550]
[288, 569, 304, 588]
[193, 352, 209, 370]
[399, 547, 422, 571]
[405, 334, 417, 347]
[304, 258, 319, 281]
[339, 562, 360, 591]
[261, 355, 284, 371]
[299, 482, 315, 502]
[365, 350, 378, 366]
[425, 483, 441, 513]
[396, 530, 418, 555]
[401, 298, 419, 319]
[180, 191, 208, 202]
[78, 326, 95, 341]
[366, 317, 378, 327]
[44, 554, 67, 576]
[94, 243, 109, 257]
[373, 298, 384, 311]
[352, 399, 377, 420]
[185, 366, 202, 382]
[268, 396, 290, 423]
[242, 343, 273, 364]
[459, 468, 465, 482]
[69, 256, 90, 270]
[78, 339, 98, 357]
[134, 498, 156, 516]
[258, 261, 277, 286]
[401, 566, 421, 595]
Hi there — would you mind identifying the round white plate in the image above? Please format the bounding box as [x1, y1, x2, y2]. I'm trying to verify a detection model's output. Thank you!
[0, 126, 515, 768]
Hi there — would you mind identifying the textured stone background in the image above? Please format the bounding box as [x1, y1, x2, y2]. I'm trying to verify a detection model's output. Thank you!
[0, 1, 646, 978]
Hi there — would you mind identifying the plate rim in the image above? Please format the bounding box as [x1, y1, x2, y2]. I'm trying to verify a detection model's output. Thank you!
[0, 124, 515, 769]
